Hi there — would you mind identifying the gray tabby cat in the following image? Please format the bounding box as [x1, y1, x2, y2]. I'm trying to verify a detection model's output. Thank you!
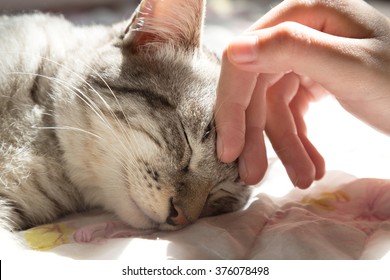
[0, 0, 250, 234]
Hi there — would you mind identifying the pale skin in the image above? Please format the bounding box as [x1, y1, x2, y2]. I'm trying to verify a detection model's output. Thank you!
[215, 0, 390, 188]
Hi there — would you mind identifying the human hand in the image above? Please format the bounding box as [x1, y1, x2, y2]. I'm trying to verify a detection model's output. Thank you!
[215, 0, 390, 188]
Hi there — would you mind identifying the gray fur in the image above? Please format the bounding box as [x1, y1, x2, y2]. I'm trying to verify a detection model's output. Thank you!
[0, 0, 250, 232]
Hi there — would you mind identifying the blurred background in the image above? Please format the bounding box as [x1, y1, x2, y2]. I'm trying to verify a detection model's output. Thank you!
[1, 0, 390, 55]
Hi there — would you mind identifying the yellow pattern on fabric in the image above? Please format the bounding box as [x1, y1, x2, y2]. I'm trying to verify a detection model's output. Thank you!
[301, 191, 350, 211]
[25, 223, 74, 251]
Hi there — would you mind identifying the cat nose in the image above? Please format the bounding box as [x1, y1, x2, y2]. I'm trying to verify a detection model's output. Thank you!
[166, 199, 189, 226]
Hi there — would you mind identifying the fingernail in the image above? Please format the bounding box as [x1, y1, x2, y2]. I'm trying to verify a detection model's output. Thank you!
[239, 158, 248, 182]
[217, 135, 224, 161]
[228, 35, 258, 64]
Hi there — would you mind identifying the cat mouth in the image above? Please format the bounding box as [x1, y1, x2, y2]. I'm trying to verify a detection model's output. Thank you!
[126, 195, 161, 229]
[128, 195, 188, 231]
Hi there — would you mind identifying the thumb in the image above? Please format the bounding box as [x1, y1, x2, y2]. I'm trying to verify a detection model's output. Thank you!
[227, 21, 368, 96]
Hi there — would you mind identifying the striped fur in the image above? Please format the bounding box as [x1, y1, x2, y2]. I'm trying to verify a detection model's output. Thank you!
[0, 0, 251, 233]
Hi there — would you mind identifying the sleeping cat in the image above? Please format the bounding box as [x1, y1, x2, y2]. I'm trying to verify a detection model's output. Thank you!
[0, 0, 250, 233]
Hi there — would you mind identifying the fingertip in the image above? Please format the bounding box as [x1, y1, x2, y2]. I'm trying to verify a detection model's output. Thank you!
[299, 134, 326, 181]
[295, 177, 314, 189]
[314, 157, 326, 181]
[286, 164, 315, 189]
[238, 157, 248, 183]
[216, 134, 225, 161]
[216, 128, 245, 163]
[238, 133, 268, 185]
[241, 159, 268, 185]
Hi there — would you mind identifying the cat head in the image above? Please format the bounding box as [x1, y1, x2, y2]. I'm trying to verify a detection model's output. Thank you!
[55, 0, 251, 230]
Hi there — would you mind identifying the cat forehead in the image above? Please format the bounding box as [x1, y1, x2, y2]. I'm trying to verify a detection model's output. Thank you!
[126, 48, 219, 83]
[116, 47, 220, 102]
[88, 45, 220, 134]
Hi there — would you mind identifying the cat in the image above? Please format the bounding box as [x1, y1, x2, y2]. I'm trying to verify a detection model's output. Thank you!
[0, 0, 251, 235]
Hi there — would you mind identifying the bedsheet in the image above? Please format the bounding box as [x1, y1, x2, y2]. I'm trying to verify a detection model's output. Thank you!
[9, 170, 390, 260]
[2, 0, 390, 260]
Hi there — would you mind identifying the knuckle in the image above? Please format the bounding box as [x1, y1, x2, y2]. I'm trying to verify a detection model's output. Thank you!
[275, 22, 304, 42]
[287, 0, 326, 9]
[274, 22, 306, 60]
[272, 21, 310, 62]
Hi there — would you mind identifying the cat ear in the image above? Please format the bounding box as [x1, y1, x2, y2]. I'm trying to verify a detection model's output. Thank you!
[123, 0, 205, 52]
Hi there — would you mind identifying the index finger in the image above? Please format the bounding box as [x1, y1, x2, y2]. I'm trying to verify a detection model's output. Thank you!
[215, 50, 258, 163]
[247, 0, 377, 38]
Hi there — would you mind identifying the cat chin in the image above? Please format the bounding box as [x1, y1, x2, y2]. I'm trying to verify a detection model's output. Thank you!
[117, 211, 158, 230]
[106, 192, 168, 230]
[157, 223, 186, 231]
[113, 198, 186, 231]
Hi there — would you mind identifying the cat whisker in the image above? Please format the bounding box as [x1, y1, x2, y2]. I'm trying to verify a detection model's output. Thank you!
[32, 126, 103, 140]
[8, 70, 129, 146]
[16, 73, 132, 152]
[5, 52, 116, 128]
[5, 51, 151, 167]
[83, 76, 148, 165]
[7, 71, 109, 126]
[57, 49, 151, 165]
